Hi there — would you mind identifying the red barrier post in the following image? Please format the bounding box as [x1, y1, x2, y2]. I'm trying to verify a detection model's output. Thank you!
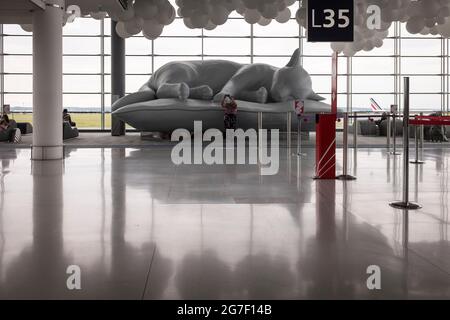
[315, 52, 338, 179]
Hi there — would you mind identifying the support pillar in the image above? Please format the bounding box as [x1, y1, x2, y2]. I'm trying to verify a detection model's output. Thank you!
[32, 0, 64, 160]
[111, 21, 126, 136]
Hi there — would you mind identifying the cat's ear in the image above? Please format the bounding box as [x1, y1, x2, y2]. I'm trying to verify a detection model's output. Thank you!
[286, 49, 301, 67]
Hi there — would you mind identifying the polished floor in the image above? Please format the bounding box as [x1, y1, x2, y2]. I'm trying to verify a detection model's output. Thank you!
[4, 131, 449, 148]
[0, 146, 449, 299]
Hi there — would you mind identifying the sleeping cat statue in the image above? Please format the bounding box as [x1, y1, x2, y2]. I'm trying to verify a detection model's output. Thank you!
[112, 49, 323, 111]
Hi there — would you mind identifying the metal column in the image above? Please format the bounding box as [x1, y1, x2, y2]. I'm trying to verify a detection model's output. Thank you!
[390, 77, 421, 210]
[111, 20, 126, 136]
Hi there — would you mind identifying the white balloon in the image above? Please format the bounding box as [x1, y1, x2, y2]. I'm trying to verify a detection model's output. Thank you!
[20, 24, 33, 32]
[330, 42, 345, 53]
[258, 17, 272, 26]
[204, 21, 217, 30]
[276, 8, 291, 23]
[143, 20, 164, 40]
[244, 9, 261, 24]
[115, 21, 131, 38]
[373, 38, 383, 48]
[134, 0, 158, 20]
[437, 19, 450, 37]
[117, 7, 135, 22]
[125, 17, 144, 35]
[406, 16, 425, 34]
[211, 6, 229, 25]
[343, 46, 356, 57]
[90, 11, 107, 20]
[184, 18, 196, 29]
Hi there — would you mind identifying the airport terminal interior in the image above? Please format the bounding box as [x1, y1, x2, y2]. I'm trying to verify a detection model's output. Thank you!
[0, 0, 450, 300]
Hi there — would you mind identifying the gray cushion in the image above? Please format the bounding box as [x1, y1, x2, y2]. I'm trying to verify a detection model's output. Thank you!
[379, 119, 403, 136]
[112, 98, 330, 132]
[356, 120, 379, 136]
[112, 89, 156, 112]
[17, 122, 33, 134]
[63, 122, 79, 140]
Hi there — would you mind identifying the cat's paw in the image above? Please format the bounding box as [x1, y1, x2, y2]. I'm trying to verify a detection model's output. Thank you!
[255, 87, 268, 104]
[213, 92, 226, 103]
[190, 85, 213, 100]
[179, 82, 190, 101]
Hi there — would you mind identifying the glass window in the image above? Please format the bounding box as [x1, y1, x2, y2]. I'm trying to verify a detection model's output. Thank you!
[154, 37, 202, 55]
[4, 56, 32, 73]
[63, 56, 101, 74]
[64, 18, 101, 35]
[4, 94, 32, 109]
[126, 75, 150, 93]
[352, 57, 394, 75]
[4, 75, 32, 92]
[254, 20, 299, 37]
[204, 38, 251, 55]
[64, 94, 101, 110]
[63, 37, 101, 54]
[253, 38, 299, 55]
[126, 56, 152, 74]
[402, 57, 441, 74]
[64, 75, 101, 93]
[126, 37, 152, 55]
[205, 19, 250, 37]
[352, 76, 395, 93]
[4, 36, 32, 54]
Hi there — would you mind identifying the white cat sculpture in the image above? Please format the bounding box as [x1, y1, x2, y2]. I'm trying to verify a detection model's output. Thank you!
[132, 49, 323, 104]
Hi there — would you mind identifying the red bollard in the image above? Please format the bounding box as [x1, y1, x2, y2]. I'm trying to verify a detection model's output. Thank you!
[315, 114, 337, 180]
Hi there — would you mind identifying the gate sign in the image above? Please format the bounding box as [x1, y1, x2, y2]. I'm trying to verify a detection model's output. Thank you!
[307, 0, 354, 42]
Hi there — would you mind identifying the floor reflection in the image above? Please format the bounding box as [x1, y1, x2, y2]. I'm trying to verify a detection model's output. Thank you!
[0, 147, 449, 299]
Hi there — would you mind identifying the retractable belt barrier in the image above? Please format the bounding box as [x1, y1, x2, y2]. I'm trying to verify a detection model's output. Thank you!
[409, 116, 450, 126]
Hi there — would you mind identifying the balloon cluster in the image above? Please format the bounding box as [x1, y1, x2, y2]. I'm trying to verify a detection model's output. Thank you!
[236, 0, 297, 25]
[406, 0, 450, 37]
[175, 0, 239, 30]
[296, 0, 450, 56]
[175, 0, 296, 29]
[110, 0, 176, 40]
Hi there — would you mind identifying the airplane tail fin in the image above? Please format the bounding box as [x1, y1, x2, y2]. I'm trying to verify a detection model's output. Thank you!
[370, 98, 383, 112]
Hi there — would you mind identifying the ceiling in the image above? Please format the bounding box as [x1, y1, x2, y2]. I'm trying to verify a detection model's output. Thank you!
[0, 0, 122, 24]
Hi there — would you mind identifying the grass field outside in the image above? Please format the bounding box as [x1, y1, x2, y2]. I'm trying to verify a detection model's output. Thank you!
[9, 113, 112, 129]
[8, 112, 347, 131]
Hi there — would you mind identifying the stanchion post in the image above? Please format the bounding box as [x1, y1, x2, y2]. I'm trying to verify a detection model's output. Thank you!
[390, 77, 421, 210]
[419, 112, 424, 150]
[353, 112, 358, 149]
[337, 113, 356, 181]
[411, 125, 425, 165]
[258, 112, 263, 165]
[387, 113, 391, 151]
[353, 112, 358, 174]
[391, 109, 400, 155]
[297, 116, 306, 157]
[287, 112, 292, 150]
[297, 116, 301, 155]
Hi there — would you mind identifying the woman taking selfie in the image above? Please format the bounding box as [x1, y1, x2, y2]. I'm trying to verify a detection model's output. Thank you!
[221, 95, 238, 130]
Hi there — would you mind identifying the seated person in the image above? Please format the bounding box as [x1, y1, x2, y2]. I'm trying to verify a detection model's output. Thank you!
[63, 109, 76, 127]
[0, 118, 8, 131]
[425, 112, 449, 142]
[0, 115, 20, 142]
[375, 112, 388, 127]
[1, 114, 10, 124]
